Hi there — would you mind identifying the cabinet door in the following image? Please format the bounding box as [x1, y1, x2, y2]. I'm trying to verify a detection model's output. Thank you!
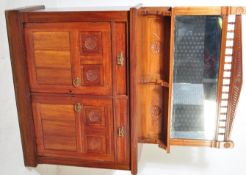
[32, 96, 115, 162]
[25, 22, 112, 95]
[32, 96, 78, 155]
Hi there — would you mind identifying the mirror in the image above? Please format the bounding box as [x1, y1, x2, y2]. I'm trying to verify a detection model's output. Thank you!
[171, 16, 222, 140]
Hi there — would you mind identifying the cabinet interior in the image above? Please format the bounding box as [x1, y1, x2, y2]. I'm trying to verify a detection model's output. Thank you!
[135, 8, 171, 149]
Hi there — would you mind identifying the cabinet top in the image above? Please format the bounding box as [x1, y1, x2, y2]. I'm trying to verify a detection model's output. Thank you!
[34, 6, 131, 12]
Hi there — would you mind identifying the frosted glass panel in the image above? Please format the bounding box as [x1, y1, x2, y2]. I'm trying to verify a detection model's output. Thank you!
[171, 16, 222, 140]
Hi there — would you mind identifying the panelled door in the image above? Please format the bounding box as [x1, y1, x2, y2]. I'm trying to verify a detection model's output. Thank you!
[32, 96, 115, 162]
[25, 22, 112, 95]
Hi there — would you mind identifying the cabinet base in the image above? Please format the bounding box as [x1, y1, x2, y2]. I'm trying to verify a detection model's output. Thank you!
[37, 156, 130, 170]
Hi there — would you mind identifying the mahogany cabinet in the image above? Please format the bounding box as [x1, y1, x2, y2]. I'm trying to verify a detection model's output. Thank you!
[6, 7, 130, 170]
[5, 6, 245, 175]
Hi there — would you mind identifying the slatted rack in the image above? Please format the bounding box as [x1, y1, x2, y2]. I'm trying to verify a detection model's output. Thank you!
[215, 15, 243, 148]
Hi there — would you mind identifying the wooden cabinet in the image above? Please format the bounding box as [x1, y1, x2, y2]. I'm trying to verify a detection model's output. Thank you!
[6, 7, 130, 170]
[6, 5, 245, 175]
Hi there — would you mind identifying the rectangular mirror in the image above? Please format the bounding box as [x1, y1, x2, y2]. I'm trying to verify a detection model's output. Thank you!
[171, 16, 222, 140]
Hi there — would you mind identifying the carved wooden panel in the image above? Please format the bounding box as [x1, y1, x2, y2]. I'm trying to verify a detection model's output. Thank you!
[78, 23, 112, 95]
[80, 32, 102, 55]
[86, 136, 106, 154]
[84, 106, 105, 127]
[82, 65, 103, 86]
[138, 85, 163, 141]
[81, 98, 114, 160]
[136, 14, 170, 144]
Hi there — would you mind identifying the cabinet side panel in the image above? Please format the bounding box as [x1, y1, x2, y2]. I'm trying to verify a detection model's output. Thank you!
[5, 11, 37, 166]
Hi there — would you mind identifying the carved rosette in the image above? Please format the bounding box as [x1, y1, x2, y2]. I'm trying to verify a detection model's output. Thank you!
[80, 32, 102, 55]
[151, 40, 161, 54]
[82, 65, 102, 85]
[84, 37, 97, 51]
[87, 110, 101, 123]
[151, 105, 162, 120]
[86, 136, 105, 153]
[86, 69, 99, 82]
[235, 7, 245, 14]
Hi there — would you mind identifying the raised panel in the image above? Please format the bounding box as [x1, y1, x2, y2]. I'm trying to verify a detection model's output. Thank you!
[80, 32, 102, 55]
[77, 23, 112, 95]
[36, 68, 72, 85]
[43, 135, 77, 151]
[33, 32, 70, 50]
[39, 104, 75, 121]
[25, 25, 74, 91]
[82, 65, 103, 86]
[42, 120, 76, 137]
[32, 98, 78, 154]
[34, 51, 71, 69]
[80, 98, 114, 160]
[86, 136, 106, 154]
[85, 107, 105, 127]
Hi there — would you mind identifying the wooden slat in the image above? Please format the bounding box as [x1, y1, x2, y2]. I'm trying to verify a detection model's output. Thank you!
[215, 15, 228, 142]
[173, 7, 223, 15]
[225, 15, 243, 140]
[170, 139, 214, 147]
[129, 8, 138, 175]
[34, 51, 71, 69]
[32, 31, 70, 50]
[22, 11, 128, 23]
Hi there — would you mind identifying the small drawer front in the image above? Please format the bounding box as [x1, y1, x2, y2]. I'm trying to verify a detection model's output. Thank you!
[32, 95, 115, 162]
[25, 22, 113, 95]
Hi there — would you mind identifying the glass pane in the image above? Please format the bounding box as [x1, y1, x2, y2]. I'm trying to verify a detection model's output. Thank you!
[171, 16, 222, 140]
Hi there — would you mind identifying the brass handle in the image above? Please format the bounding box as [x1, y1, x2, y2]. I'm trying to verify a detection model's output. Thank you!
[73, 77, 81, 87]
[74, 103, 82, 113]
[118, 127, 125, 137]
[117, 51, 124, 66]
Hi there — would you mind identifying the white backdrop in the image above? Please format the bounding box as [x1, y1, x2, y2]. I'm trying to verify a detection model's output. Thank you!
[1, 1, 246, 175]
